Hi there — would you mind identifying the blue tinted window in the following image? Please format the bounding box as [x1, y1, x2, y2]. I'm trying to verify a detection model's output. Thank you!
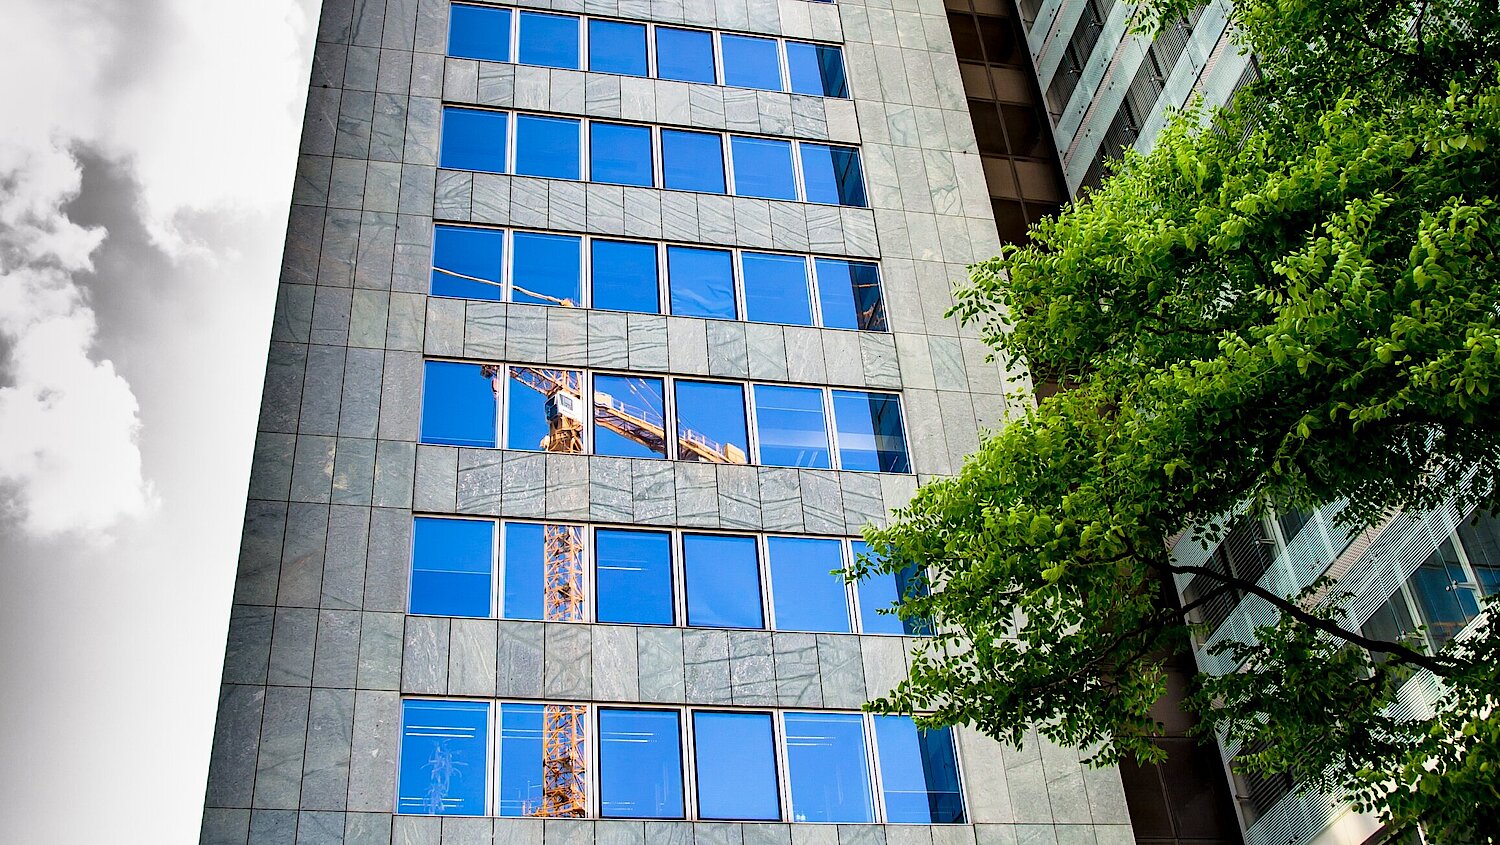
[596, 529, 673, 624]
[591, 240, 660, 313]
[767, 536, 849, 632]
[753, 384, 830, 468]
[786, 42, 848, 97]
[589, 122, 654, 187]
[852, 540, 931, 635]
[496, 702, 544, 816]
[500, 521, 544, 620]
[784, 712, 873, 823]
[832, 390, 909, 472]
[515, 115, 581, 179]
[742, 252, 812, 325]
[800, 144, 867, 207]
[721, 34, 783, 91]
[814, 258, 887, 331]
[594, 375, 667, 459]
[511, 232, 582, 306]
[695, 712, 780, 820]
[730, 136, 797, 200]
[518, 11, 579, 69]
[398, 700, 489, 815]
[873, 716, 965, 823]
[432, 225, 504, 300]
[655, 27, 716, 83]
[449, 4, 511, 62]
[661, 130, 725, 193]
[505, 367, 584, 453]
[411, 517, 494, 617]
[600, 709, 684, 818]
[440, 107, 509, 173]
[422, 360, 498, 447]
[675, 380, 749, 464]
[667, 246, 736, 319]
[684, 533, 763, 628]
[588, 19, 648, 76]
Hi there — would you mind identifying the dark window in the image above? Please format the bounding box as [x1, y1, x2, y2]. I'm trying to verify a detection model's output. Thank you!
[674, 380, 750, 464]
[852, 540, 931, 635]
[800, 143, 867, 206]
[589, 121, 654, 187]
[977, 14, 1022, 65]
[655, 27, 716, 83]
[991, 197, 1029, 243]
[753, 384, 830, 469]
[440, 107, 509, 173]
[731, 136, 797, 200]
[872, 716, 965, 823]
[786, 42, 848, 97]
[511, 231, 582, 306]
[1002, 103, 1047, 157]
[518, 11, 580, 69]
[448, 4, 511, 63]
[410, 517, 495, 617]
[946, 12, 984, 62]
[767, 536, 849, 632]
[720, 34, 783, 91]
[431, 224, 504, 300]
[588, 19, 648, 76]
[661, 129, 726, 193]
[813, 258, 886, 331]
[1409, 539, 1481, 647]
[421, 360, 498, 448]
[595, 528, 674, 624]
[742, 252, 813, 326]
[968, 100, 1009, 156]
[397, 700, 489, 815]
[514, 114, 581, 179]
[831, 390, 909, 472]
[694, 712, 780, 819]
[504, 367, 584, 453]
[1360, 589, 1418, 664]
[593, 375, 667, 459]
[590, 239, 660, 313]
[684, 533, 763, 628]
[666, 245, 736, 319]
[599, 709, 684, 818]
[1458, 509, 1500, 595]
[784, 712, 873, 822]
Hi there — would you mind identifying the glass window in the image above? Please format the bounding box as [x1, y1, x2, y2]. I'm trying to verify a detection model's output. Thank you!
[767, 536, 850, 632]
[589, 122, 654, 187]
[595, 528, 674, 624]
[730, 136, 797, 200]
[786, 41, 848, 97]
[591, 240, 660, 314]
[421, 360, 498, 447]
[1360, 589, 1418, 665]
[440, 107, 509, 173]
[741, 252, 812, 326]
[784, 712, 873, 823]
[655, 27, 716, 83]
[753, 384, 830, 469]
[511, 232, 582, 306]
[1409, 539, 1481, 648]
[593, 375, 667, 459]
[720, 34, 783, 91]
[1457, 509, 1500, 595]
[397, 700, 489, 816]
[432, 225, 505, 301]
[518, 11, 580, 69]
[872, 716, 965, 823]
[852, 540, 931, 635]
[448, 4, 511, 63]
[694, 712, 780, 820]
[674, 380, 749, 464]
[831, 390, 910, 473]
[505, 367, 585, 453]
[666, 246, 736, 319]
[800, 143, 867, 207]
[814, 258, 887, 331]
[497, 703, 587, 816]
[588, 19, 648, 76]
[515, 114, 581, 180]
[599, 709, 684, 818]
[410, 517, 494, 617]
[661, 129, 725, 193]
[684, 533, 763, 628]
[500, 521, 543, 620]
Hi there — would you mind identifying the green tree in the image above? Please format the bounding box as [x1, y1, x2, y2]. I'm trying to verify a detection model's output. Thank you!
[859, 0, 1500, 840]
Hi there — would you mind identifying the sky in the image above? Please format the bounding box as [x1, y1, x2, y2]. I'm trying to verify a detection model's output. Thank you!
[0, 0, 319, 840]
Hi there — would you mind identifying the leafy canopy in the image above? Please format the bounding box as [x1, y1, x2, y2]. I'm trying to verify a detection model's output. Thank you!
[859, 0, 1500, 839]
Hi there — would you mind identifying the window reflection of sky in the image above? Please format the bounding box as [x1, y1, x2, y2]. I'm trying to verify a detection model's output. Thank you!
[753, 384, 830, 468]
[694, 712, 780, 819]
[599, 709, 684, 818]
[768, 536, 849, 632]
[784, 712, 873, 822]
[684, 533, 762, 628]
[596, 529, 673, 624]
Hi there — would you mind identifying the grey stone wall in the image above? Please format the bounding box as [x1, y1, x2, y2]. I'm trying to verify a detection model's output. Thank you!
[201, 0, 1135, 843]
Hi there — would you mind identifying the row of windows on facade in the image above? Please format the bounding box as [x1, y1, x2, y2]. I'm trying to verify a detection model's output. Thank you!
[398, 700, 964, 823]
[421, 361, 912, 473]
[450, 4, 849, 98]
[440, 107, 869, 207]
[412, 517, 930, 634]
[432, 224, 887, 330]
